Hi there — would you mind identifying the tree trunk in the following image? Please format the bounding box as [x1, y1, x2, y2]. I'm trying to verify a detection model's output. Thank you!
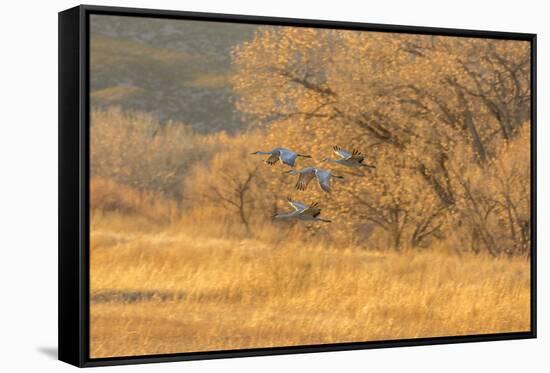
[457, 89, 487, 163]
[418, 160, 455, 208]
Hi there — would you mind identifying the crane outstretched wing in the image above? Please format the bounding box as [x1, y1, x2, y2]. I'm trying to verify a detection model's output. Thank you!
[315, 169, 332, 193]
[334, 146, 365, 163]
[278, 148, 298, 166]
[286, 197, 307, 212]
[265, 150, 280, 165]
[296, 169, 316, 190]
[302, 202, 322, 218]
[349, 149, 365, 163]
[333, 146, 353, 160]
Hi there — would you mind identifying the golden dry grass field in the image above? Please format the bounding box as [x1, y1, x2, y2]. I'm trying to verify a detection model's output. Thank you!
[89, 212, 530, 358]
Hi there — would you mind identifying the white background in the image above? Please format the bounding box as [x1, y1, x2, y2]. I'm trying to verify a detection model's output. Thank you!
[0, 0, 546, 371]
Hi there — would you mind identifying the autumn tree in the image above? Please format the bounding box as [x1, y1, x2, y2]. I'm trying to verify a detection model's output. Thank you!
[230, 27, 531, 254]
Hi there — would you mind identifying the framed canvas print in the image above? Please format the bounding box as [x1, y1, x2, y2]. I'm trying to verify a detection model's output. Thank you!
[58, 5, 537, 367]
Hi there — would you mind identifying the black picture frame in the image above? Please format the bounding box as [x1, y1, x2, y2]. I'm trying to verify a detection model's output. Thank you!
[58, 4, 537, 367]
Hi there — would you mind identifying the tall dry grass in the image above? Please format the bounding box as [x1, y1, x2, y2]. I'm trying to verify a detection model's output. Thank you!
[90, 212, 530, 358]
[91, 177, 180, 224]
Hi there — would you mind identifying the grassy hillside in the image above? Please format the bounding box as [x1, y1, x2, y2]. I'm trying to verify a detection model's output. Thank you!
[90, 15, 258, 133]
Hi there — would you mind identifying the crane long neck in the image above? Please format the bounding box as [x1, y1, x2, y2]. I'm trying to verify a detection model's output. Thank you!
[274, 213, 293, 219]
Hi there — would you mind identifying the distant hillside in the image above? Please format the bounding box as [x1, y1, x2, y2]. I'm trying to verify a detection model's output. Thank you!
[90, 15, 259, 133]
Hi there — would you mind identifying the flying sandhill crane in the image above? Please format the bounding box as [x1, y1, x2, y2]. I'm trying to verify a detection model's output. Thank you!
[274, 197, 331, 223]
[323, 146, 376, 169]
[284, 167, 344, 193]
[251, 147, 312, 167]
